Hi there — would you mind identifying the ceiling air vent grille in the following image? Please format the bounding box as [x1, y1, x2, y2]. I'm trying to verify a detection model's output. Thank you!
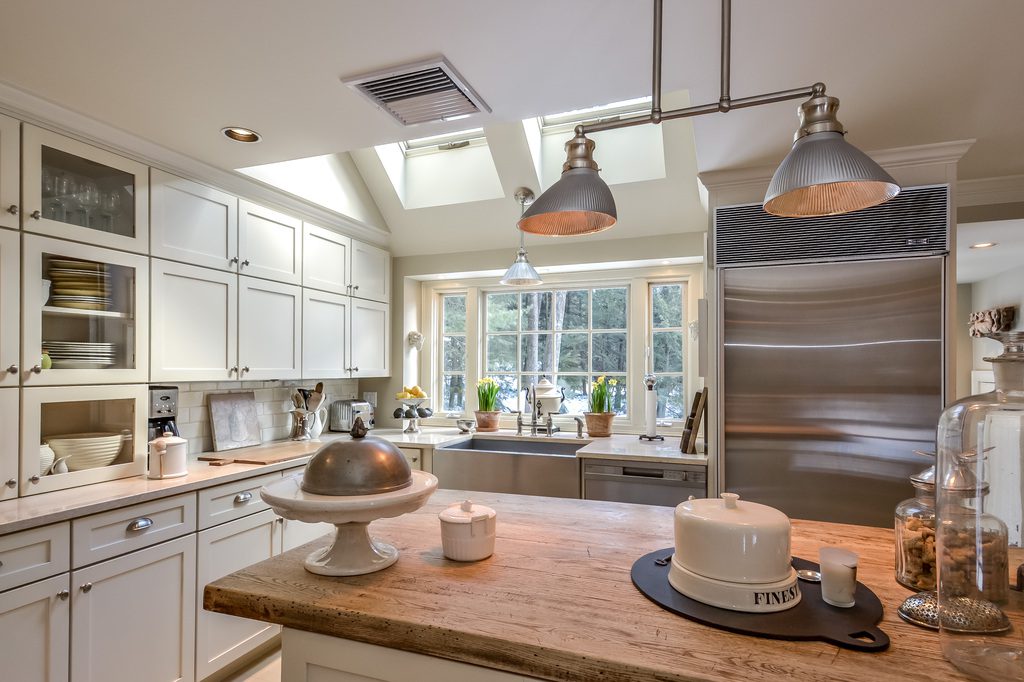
[343, 57, 490, 126]
[714, 185, 949, 267]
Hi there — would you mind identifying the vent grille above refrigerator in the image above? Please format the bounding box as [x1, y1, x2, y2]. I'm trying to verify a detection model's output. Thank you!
[715, 185, 949, 266]
[343, 58, 490, 126]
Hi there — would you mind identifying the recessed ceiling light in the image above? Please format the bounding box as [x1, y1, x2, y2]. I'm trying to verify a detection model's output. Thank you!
[222, 126, 262, 143]
[970, 242, 998, 249]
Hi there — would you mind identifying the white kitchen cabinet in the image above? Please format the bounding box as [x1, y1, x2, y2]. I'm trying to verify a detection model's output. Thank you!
[151, 259, 238, 382]
[238, 200, 302, 285]
[1, 388, 18, 500]
[150, 170, 238, 273]
[23, 235, 150, 386]
[302, 288, 349, 379]
[0, 113, 18, 230]
[281, 518, 332, 552]
[0, 228, 18, 383]
[238, 276, 301, 380]
[71, 534, 196, 682]
[0, 573, 71, 682]
[302, 222, 350, 295]
[22, 384, 148, 496]
[196, 510, 281, 680]
[351, 239, 390, 303]
[22, 125, 149, 254]
[351, 298, 390, 378]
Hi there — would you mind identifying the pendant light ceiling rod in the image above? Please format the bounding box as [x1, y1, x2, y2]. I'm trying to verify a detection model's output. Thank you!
[577, 0, 824, 136]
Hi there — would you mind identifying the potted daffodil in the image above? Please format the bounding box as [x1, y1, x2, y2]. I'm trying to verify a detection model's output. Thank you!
[584, 376, 616, 437]
[475, 377, 501, 432]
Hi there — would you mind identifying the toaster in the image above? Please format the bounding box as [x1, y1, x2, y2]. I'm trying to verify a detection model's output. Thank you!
[329, 400, 374, 432]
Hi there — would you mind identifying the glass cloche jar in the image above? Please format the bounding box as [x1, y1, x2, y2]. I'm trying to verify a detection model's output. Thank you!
[895, 464, 937, 591]
[936, 332, 1024, 681]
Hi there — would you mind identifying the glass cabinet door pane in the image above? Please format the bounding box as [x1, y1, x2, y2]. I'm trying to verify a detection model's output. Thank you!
[40, 251, 136, 371]
[41, 146, 135, 238]
[39, 398, 136, 476]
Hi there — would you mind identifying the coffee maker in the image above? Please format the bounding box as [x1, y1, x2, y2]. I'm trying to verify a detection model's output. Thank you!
[148, 385, 180, 441]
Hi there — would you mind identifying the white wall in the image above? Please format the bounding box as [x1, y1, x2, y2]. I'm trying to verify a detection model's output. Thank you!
[970, 263, 1024, 368]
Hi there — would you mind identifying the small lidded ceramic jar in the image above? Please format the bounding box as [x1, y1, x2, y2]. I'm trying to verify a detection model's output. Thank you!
[439, 499, 496, 562]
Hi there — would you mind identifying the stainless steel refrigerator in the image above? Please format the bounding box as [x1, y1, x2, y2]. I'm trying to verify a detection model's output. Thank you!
[714, 185, 949, 527]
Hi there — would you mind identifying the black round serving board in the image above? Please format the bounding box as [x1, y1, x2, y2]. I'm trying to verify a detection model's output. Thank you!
[631, 549, 889, 652]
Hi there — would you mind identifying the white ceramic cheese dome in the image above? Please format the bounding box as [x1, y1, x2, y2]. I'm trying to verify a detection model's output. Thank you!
[668, 493, 800, 613]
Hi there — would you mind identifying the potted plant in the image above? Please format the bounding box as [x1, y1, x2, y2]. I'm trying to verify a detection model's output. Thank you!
[475, 377, 501, 432]
[584, 376, 616, 437]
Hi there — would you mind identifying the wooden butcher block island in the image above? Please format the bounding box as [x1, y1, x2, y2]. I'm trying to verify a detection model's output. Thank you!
[204, 490, 970, 682]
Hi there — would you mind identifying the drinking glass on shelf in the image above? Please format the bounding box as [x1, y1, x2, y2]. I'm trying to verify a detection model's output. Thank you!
[55, 173, 81, 225]
[41, 167, 55, 197]
[78, 181, 101, 229]
[100, 190, 122, 231]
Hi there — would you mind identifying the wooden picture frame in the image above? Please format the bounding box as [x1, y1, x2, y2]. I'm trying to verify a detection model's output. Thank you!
[680, 388, 708, 454]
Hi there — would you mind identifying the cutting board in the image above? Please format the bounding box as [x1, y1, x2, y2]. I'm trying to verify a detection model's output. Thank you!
[198, 450, 310, 466]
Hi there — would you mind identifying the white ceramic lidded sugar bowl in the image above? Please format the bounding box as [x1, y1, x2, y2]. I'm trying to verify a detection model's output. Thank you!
[148, 431, 188, 479]
[668, 492, 800, 613]
[439, 499, 497, 562]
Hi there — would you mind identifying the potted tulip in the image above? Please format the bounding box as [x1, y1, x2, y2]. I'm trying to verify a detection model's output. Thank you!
[475, 377, 501, 432]
[584, 376, 616, 437]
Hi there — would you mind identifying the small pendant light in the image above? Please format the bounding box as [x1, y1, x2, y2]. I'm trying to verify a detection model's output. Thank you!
[501, 188, 543, 286]
[763, 93, 900, 217]
[517, 130, 617, 237]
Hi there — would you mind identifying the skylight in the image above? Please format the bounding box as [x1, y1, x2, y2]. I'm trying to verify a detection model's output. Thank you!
[400, 127, 486, 157]
[540, 97, 652, 133]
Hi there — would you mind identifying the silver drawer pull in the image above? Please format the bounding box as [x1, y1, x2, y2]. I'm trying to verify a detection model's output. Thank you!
[81, 583, 92, 593]
[4, 478, 15, 489]
[234, 491, 253, 504]
[125, 517, 154, 532]
[57, 589, 69, 601]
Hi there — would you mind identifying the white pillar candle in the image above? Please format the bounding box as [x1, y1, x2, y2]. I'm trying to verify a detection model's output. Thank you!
[645, 389, 658, 437]
[819, 547, 858, 608]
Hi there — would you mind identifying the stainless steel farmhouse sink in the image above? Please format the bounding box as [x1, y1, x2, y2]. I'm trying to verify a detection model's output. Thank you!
[433, 437, 584, 498]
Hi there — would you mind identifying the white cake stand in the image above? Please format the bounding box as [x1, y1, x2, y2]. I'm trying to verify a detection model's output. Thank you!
[260, 471, 438, 576]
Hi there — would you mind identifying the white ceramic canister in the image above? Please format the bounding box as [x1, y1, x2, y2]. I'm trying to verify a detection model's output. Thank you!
[439, 499, 497, 562]
[148, 431, 188, 479]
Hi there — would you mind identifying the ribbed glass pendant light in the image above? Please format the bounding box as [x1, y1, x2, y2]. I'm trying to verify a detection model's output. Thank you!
[501, 188, 543, 286]
[763, 94, 900, 217]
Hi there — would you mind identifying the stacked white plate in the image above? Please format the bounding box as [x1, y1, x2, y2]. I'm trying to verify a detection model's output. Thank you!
[46, 432, 123, 471]
[48, 259, 111, 311]
[44, 341, 116, 369]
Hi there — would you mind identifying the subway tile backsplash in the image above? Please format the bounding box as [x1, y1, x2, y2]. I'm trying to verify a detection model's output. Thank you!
[171, 379, 359, 455]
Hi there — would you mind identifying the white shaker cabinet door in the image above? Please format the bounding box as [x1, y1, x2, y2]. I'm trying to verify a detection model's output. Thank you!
[238, 276, 301, 381]
[0, 113, 18, 230]
[0, 228, 18, 384]
[71, 535, 196, 682]
[281, 518, 332, 552]
[350, 298, 390, 378]
[0, 573, 70, 682]
[301, 288, 349, 379]
[350, 239, 390, 303]
[151, 259, 238, 382]
[0, 388, 18, 500]
[302, 222, 350, 295]
[196, 510, 281, 680]
[150, 170, 238, 273]
[238, 200, 301, 285]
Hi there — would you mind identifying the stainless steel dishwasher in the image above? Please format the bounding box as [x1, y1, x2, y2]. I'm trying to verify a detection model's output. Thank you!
[582, 459, 706, 506]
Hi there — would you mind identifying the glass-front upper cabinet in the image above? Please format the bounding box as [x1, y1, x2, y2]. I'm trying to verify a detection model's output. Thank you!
[22, 234, 149, 385]
[22, 125, 149, 253]
[22, 384, 147, 496]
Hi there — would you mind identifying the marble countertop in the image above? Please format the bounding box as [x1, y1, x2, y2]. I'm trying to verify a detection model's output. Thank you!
[0, 428, 705, 535]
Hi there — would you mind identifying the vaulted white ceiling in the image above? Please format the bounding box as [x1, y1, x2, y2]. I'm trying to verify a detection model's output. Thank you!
[1, 0, 1022, 255]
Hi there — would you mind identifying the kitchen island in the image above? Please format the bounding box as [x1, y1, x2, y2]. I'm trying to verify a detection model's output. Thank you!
[204, 490, 971, 682]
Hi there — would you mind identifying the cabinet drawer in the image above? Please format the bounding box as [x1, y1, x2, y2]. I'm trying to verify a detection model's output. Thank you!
[198, 472, 278, 530]
[72, 493, 196, 568]
[398, 448, 422, 470]
[0, 522, 70, 592]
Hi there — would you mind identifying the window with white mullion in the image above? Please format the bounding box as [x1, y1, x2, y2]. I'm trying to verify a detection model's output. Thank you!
[649, 282, 687, 420]
[440, 293, 467, 413]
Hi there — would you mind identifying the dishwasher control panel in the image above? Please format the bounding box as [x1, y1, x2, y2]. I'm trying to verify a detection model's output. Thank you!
[582, 459, 707, 507]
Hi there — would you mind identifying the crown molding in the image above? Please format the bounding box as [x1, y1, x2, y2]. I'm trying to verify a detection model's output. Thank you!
[957, 174, 1024, 207]
[0, 80, 391, 247]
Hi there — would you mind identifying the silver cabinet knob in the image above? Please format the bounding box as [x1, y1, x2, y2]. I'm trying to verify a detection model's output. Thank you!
[275, 517, 284, 524]
[241, 259, 250, 267]
[29, 210, 41, 220]
[352, 285, 359, 291]
[6, 204, 17, 215]
[80, 583, 92, 593]
[229, 257, 239, 265]
[125, 517, 154, 532]
[29, 475, 40, 484]
[57, 589, 69, 601]
[30, 365, 42, 374]
[229, 366, 238, 375]
[352, 366, 359, 373]
[233, 491, 253, 504]
[241, 366, 250, 374]
[4, 479, 15, 489]
[5, 365, 16, 374]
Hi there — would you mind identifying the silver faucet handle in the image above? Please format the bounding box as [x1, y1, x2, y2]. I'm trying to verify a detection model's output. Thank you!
[545, 412, 556, 437]
[573, 416, 585, 439]
[511, 411, 524, 436]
